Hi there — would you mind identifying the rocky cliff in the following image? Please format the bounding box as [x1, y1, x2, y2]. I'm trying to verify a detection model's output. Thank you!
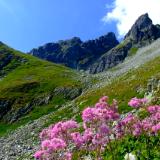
[29, 13, 160, 74]
[29, 32, 119, 70]
[89, 13, 160, 73]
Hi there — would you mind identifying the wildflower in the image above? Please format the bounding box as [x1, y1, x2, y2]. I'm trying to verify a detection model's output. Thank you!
[132, 122, 142, 136]
[41, 140, 50, 150]
[71, 132, 84, 147]
[124, 153, 136, 160]
[34, 150, 45, 159]
[147, 105, 160, 114]
[65, 152, 72, 160]
[128, 97, 148, 108]
[99, 123, 109, 135]
[152, 123, 160, 133]
[99, 96, 108, 103]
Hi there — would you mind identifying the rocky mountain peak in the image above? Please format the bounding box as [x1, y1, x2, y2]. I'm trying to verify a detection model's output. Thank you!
[125, 13, 160, 44]
[58, 37, 82, 46]
[29, 13, 160, 74]
[29, 32, 119, 70]
[133, 13, 152, 30]
[89, 13, 160, 74]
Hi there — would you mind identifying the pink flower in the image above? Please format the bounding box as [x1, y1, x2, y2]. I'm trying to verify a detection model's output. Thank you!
[65, 152, 72, 160]
[39, 129, 50, 140]
[122, 114, 136, 125]
[141, 119, 152, 132]
[154, 112, 160, 121]
[152, 123, 160, 133]
[41, 140, 50, 150]
[50, 138, 66, 150]
[99, 124, 109, 135]
[95, 102, 107, 109]
[34, 150, 45, 159]
[83, 128, 93, 142]
[62, 120, 79, 130]
[147, 105, 160, 114]
[82, 107, 100, 122]
[132, 122, 142, 136]
[48, 120, 79, 140]
[114, 122, 124, 139]
[71, 132, 84, 147]
[35, 96, 160, 160]
[99, 96, 108, 103]
[128, 97, 148, 108]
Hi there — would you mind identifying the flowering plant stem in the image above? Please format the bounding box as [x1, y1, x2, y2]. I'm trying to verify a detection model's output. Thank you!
[146, 137, 151, 159]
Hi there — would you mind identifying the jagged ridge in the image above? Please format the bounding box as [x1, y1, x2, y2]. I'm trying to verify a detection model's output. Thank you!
[29, 32, 119, 70]
[29, 13, 160, 74]
[89, 13, 160, 73]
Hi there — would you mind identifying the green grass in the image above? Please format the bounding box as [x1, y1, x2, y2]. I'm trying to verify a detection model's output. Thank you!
[128, 47, 138, 56]
[0, 44, 84, 136]
[75, 55, 160, 114]
[30, 54, 160, 135]
[115, 39, 130, 50]
[1, 42, 160, 138]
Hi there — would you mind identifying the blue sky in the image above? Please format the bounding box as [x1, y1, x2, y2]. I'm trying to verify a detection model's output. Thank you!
[0, 0, 116, 52]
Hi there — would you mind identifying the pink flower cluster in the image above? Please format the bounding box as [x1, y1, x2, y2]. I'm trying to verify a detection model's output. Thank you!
[116, 104, 160, 137]
[34, 120, 78, 160]
[128, 97, 148, 108]
[147, 105, 160, 114]
[34, 96, 160, 160]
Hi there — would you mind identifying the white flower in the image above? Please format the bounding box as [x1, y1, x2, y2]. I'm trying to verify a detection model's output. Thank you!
[84, 155, 93, 160]
[145, 93, 153, 102]
[124, 153, 136, 160]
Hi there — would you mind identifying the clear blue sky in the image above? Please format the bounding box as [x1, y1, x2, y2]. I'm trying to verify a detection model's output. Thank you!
[0, 0, 117, 52]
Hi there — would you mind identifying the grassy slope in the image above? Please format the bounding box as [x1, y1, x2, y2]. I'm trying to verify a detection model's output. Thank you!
[0, 44, 83, 136]
[75, 55, 160, 117]
[0, 42, 160, 159]
[18, 52, 160, 159]
[28, 50, 160, 137]
[1, 42, 160, 137]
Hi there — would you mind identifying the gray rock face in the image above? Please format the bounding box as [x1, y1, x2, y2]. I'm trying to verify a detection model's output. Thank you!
[0, 86, 82, 123]
[29, 32, 119, 70]
[89, 42, 132, 73]
[0, 53, 13, 70]
[146, 77, 160, 95]
[54, 86, 82, 100]
[125, 13, 160, 44]
[89, 13, 160, 73]
[29, 14, 160, 74]
[0, 99, 13, 119]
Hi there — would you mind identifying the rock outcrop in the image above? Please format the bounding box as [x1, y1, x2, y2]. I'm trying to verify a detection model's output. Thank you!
[0, 85, 82, 123]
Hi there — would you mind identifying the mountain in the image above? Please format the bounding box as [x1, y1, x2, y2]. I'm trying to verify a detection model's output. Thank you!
[29, 13, 160, 74]
[0, 42, 86, 132]
[125, 13, 160, 43]
[89, 13, 160, 73]
[0, 37, 160, 159]
[0, 13, 159, 130]
[29, 32, 119, 70]
[0, 13, 160, 160]
[78, 38, 160, 112]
